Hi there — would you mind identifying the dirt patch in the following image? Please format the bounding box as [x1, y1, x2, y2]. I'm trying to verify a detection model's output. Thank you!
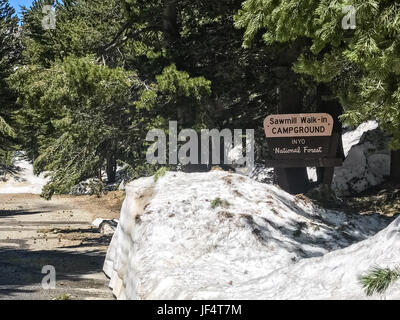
[56, 191, 125, 221]
[0, 192, 123, 300]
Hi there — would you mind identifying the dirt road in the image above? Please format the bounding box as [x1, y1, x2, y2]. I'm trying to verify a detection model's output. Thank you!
[0, 192, 124, 300]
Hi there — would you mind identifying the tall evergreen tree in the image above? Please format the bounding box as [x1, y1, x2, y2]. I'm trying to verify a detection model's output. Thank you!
[11, 56, 136, 198]
[235, 0, 400, 180]
[0, 0, 19, 165]
[120, 0, 288, 172]
[11, 0, 213, 197]
[12, 0, 278, 195]
[121, 0, 279, 126]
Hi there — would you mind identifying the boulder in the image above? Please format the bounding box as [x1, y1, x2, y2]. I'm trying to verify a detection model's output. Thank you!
[332, 121, 391, 196]
[92, 218, 119, 235]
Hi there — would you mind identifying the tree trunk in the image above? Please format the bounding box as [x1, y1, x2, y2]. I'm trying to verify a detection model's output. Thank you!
[390, 150, 400, 182]
[315, 84, 345, 187]
[106, 154, 117, 183]
[163, 1, 179, 44]
[274, 70, 309, 194]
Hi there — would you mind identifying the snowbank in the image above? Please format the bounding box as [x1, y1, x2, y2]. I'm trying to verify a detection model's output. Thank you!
[103, 171, 396, 300]
[0, 154, 48, 194]
[225, 217, 400, 299]
[332, 121, 391, 196]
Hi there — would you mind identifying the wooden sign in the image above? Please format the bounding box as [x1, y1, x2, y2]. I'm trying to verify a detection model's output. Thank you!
[264, 113, 337, 162]
[264, 113, 333, 138]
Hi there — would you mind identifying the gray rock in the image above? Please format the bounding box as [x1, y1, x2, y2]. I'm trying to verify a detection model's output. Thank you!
[92, 218, 118, 235]
[333, 121, 391, 196]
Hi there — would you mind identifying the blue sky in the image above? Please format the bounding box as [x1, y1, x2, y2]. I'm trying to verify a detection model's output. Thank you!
[9, 0, 33, 17]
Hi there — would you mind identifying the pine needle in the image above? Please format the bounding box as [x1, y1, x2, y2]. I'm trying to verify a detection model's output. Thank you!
[359, 266, 400, 296]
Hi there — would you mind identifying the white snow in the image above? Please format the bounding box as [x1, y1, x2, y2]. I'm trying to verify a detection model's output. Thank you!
[103, 171, 397, 300]
[224, 217, 400, 299]
[0, 154, 49, 194]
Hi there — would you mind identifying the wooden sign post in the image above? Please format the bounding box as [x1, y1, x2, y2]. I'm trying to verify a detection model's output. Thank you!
[264, 113, 343, 191]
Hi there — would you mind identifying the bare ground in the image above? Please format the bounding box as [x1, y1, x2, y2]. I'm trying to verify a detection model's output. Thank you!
[0, 192, 124, 300]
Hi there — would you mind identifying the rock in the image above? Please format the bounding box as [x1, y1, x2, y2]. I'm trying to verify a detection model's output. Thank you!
[100, 220, 118, 235]
[332, 121, 391, 196]
[92, 218, 118, 235]
[367, 154, 391, 177]
[92, 218, 104, 228]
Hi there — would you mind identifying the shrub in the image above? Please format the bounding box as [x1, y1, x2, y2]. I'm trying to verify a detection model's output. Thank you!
[211, 197, 230, 209]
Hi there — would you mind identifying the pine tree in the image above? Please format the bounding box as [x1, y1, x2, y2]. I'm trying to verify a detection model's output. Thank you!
[11, 0, 214, 197]
[121, 0, 283, 171]
[12, 0, 276, 193]
[0, 0, 19, 165]
[235, 0, 400, 180]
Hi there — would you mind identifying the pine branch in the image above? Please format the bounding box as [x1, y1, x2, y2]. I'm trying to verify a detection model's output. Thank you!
[359, 266, 400, 296]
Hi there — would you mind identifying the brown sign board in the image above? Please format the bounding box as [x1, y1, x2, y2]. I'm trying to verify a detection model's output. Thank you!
[264, 113, 336, 161]
[264, 113, 334, 138]
[266, 136, 332, 160]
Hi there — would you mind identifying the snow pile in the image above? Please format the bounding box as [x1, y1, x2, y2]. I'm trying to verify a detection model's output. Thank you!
[332, 121, 391, 196]
[225, 216, 400, 299]
[0, 153, 49, 194]
[103, 171, 396, 300]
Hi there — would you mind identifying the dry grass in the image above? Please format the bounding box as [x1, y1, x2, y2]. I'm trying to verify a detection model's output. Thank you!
[59, 190, 125, 220]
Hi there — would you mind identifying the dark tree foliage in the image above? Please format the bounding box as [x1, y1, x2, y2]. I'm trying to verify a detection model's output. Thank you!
[8, 0, 398, 195]
[235, 0, 400, 179]
[0, 0, 20, 165]
[11, 0, 282, 197]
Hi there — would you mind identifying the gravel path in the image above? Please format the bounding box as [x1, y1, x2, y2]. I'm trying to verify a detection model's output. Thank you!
[0, 194, 116, 300]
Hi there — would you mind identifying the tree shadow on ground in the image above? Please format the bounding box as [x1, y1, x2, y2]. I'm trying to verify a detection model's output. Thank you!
[0, 247, 107, 298]
[50, 227, 99, 234]
[241, 203, 394, 259]
[0, 210, 49, 217]
[0, 164, 23, 176]
[62, 235, 113, 249]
